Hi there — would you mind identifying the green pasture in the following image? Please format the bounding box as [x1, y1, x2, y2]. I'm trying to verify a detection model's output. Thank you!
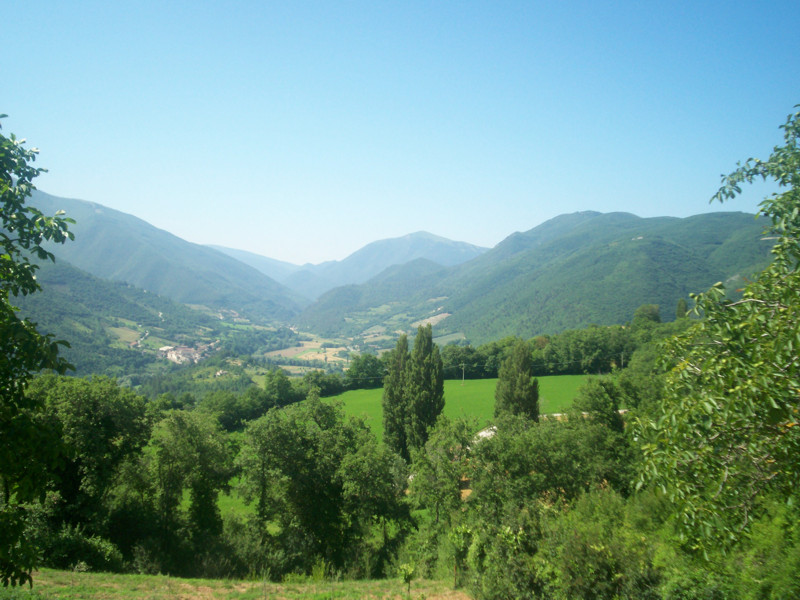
[5, 569, 461, 600]
[330, 375, 588, 441]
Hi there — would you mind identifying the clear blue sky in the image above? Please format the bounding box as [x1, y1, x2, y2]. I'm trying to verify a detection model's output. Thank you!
[4, 1, 799, 264]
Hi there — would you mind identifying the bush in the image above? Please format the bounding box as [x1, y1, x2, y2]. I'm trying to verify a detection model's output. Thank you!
[44, 524, 124, 572]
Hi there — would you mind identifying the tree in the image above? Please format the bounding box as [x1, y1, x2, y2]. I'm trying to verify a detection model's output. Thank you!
[405, 325, 445, 455]
[383, 327, 445, 461]
[408, 416, 475, 527]
[494, 339, 539, 421]
[262, 367, 296, 407]
[25, 376, 149, 531]
[637, 107, 800, 552]
[383, 334, 410, 460]
[1, 115, 73, 586]
[632, 304, 661, 327]
[146, 410, 232, 570]
[237, 399, 403, 575]
[345, 353, 384, 389]
[675, 297, 688, 320]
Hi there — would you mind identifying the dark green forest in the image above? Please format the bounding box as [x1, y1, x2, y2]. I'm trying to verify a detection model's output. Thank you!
[2, 110, 800, 599]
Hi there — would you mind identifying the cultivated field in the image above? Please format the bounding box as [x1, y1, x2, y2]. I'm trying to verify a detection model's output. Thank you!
[264, 340, 349, 364]
[331, 375, 589, 441]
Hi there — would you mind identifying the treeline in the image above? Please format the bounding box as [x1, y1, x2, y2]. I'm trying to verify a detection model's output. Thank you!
[440, 304, 682, 380]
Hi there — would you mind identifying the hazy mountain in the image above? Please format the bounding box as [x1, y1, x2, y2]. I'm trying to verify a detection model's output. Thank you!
[298, 211, 773, 344]
[207, 245, 302, 282]
[213, 231, 488, 300]
[30, 191, 305, 321]
[316, 231, 487, 283]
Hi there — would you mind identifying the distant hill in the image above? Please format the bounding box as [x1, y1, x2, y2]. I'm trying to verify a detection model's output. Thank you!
[213, 231, 488, 300]
[207, 245, 302, 282]
[297, 211, 773, 344]
[13, 260, 222, 377]
[30, 191, 305, 321]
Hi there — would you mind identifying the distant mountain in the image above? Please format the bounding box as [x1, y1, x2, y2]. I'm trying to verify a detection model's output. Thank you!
[206, 245, 302, 282]
[297, 211, 773, 344]
[213, 231, 488, 300]
[30, 191, 305, 321]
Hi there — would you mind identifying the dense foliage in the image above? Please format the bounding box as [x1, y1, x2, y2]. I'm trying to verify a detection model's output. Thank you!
[494, 339, 539, 420]
[0, 116, 73, 586]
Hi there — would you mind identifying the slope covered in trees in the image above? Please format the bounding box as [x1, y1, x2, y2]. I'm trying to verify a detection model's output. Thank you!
[297, 211, 773, 342]
[12, 260, 300, 379]
[30, 190, 305, 321]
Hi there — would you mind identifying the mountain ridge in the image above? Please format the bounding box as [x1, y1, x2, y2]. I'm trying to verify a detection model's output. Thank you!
[212, 230, 488, 299]
[25, 189, 773, 348]
[30, 190, 305, 321]
[297, 210, 773, 344]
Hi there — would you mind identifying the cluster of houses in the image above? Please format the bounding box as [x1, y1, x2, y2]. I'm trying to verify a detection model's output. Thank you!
[157, 341, 218, 364]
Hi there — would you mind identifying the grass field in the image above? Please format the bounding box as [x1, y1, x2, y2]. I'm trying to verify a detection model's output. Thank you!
[331, 375, 588, 441]
[0, 569, 470, 600]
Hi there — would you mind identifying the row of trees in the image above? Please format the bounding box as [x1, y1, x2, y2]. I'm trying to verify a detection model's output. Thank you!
[439, 311, 662, 381]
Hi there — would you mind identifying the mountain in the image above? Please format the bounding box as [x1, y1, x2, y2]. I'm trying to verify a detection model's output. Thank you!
[206, 245, 303, 282]
[30, 191, 305, 321]
[297, 211, 774, 344]
[212, 231, 488, 300]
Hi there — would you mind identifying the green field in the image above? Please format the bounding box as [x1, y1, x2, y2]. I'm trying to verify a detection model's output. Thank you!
[331, 375, 588, 441]
[2, 569, 467, 600]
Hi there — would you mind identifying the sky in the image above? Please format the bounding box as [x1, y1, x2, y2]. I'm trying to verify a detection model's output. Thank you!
[4, 1, 799, 265]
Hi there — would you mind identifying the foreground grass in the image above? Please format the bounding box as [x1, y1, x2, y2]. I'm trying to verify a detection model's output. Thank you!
[332, 375, 588, 441]
[0, 569, 471, 600]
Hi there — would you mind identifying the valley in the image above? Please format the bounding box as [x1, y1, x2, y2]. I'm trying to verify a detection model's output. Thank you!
[7, 153, 797, 599]
[18, 190, 774, 384]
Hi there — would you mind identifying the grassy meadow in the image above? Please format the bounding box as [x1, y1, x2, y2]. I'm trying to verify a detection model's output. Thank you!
[331, 375, 588, 441]
[1, 569, 471, 600]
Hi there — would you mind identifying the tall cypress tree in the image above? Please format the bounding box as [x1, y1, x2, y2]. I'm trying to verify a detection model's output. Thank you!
[494, 339, 539, 421]
[405, 325, 445, 454]
[382, 334, 410, 460]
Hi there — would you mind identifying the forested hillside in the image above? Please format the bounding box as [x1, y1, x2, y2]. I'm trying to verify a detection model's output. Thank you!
[30, 190, 305, 321]
[298, 211, 773, 343]
[25, 190, 772, 348]
[12, 260, 299, 379]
